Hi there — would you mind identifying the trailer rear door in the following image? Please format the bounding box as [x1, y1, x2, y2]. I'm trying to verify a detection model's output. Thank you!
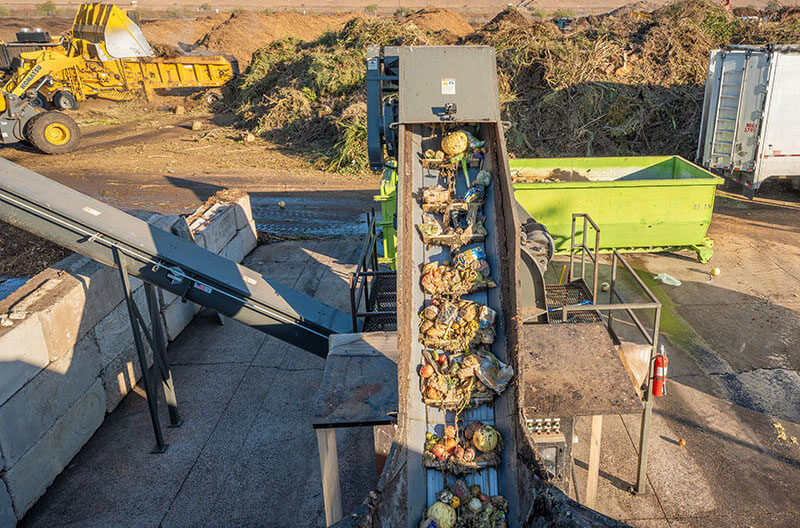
[701, 48, 769, 172]
[755, 51, 800, 182]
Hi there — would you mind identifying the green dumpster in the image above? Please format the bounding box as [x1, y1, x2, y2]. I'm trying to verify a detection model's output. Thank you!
[511, 156, 724, 263]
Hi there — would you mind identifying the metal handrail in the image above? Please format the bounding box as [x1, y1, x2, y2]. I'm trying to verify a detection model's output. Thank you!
[349, 210, 396, 331]
[557, 236, 662, 495]
[569, 213, 600, 303]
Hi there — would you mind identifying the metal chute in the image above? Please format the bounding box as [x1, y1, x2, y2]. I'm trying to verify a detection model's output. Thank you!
[72, 3, 153, 59]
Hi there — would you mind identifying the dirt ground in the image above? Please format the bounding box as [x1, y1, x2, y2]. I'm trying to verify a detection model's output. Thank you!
[0, 96, 379, 277]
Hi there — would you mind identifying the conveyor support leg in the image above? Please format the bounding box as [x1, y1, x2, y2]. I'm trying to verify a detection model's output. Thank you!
[114, 249, 171, 453]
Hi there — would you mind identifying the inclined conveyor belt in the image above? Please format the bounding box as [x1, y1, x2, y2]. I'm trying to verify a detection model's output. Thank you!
[0, 158, 351, 357]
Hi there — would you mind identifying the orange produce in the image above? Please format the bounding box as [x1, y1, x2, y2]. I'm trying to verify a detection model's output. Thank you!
[445, 438, 458, 452]
[421, 364, 435, 379]
[426, 386, 444, 400]
[445, 425, 457, 438]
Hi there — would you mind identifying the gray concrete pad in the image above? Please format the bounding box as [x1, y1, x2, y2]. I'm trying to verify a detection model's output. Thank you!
[21, 238, 375, 528]
[571, 414, 666, 523]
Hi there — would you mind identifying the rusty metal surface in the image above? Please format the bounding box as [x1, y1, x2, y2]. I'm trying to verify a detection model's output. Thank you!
[520, 323, 642, 417]
[313, 332, 398, 429]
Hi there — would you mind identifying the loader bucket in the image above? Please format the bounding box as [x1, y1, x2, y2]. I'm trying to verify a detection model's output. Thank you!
[72, 3, 153, 59]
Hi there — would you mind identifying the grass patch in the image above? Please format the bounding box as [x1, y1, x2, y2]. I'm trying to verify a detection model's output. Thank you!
[36, 0, 57, 17]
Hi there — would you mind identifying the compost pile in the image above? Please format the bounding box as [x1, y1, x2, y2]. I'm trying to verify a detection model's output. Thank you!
[232, 0, 800, 173]
[234, 17, 447, 172]
[403, 6, 475, 43]
[141, 13, 229, 52]
[193, 10, 350, 67]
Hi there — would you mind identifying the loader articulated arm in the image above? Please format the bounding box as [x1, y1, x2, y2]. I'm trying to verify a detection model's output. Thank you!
[3, 50, 82, 97]
[0, 158, 352, 357]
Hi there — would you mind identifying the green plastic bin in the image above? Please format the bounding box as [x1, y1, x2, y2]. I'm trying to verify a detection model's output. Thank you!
[511, 156, 724, 262]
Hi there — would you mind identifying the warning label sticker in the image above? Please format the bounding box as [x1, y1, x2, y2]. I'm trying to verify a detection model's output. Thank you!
[441, 78, 456, 95]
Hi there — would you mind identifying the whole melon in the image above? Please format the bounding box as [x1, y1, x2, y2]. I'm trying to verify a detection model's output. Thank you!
[426, 501, 456, 528]
[441, 131, 468, 156]
[472, 424, 499, 452]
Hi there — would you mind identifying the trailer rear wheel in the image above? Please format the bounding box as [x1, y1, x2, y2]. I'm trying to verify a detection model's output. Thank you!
[53, 90, 80, 111]
[204, 89, 223, 105]
[26, 112, 81, 154]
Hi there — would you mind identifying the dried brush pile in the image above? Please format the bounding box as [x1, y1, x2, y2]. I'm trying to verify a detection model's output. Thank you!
[477, 0, 800, 158]
[234, 18, 446, 173]
[234, 0, 800, 173]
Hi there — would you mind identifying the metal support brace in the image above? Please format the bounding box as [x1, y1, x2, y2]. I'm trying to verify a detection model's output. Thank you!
[113, 248, 182, 453]
[636, 305, 660, 495]
[145, 283, 183, 428]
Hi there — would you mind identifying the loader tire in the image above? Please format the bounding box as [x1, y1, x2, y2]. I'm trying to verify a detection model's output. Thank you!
[26, 111, 80, 155]
[53, 90, 79, 111]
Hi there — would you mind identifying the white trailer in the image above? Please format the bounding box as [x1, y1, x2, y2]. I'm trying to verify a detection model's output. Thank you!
[697, 45, 800, 194]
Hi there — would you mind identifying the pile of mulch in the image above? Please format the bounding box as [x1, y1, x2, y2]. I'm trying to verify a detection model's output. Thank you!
[232, 0, 800, 172]
[402, 6, 475, 42]
[193, 10, 351, 67]
[0, 222, 72, 278]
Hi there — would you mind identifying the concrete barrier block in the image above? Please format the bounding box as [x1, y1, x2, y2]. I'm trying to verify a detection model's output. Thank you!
[0, 268, 94, 363]
[146, 213, 181, 234]
[4, 379, 105, 519]
[0, 333, 101, 467]
[54, 260, 126, 336]
[93, 287, 152, 369]
[159, 288, 179, 308]
[0, 316, 49, 407]
[161, 297, 195, 342]
[241, 221, 258, 255]
[0, 478, 14, 528]
[220, 232, 246, 264]
[100, 343, 152, 414]
[233, 195, 254, 231]
[191, 204, 236, 254]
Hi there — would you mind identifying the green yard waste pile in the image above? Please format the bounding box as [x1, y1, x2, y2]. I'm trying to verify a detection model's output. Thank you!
[232, 0, 800, 173]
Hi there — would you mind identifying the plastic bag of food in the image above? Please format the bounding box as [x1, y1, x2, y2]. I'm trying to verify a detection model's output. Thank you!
[423, 185, 450, 205]
[419, 214, 443, 237]
[449, 208, 470, 230]
[475, 351, 514, 394]
[463, 184, 485, 203]
[458, 130, 485, 150]
[477, 305, 496, 329]
[437, 301, 458, 325]
[454, 247, 486, 269]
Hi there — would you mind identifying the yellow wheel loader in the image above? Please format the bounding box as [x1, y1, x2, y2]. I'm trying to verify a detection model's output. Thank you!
[2, 3, 235, 111]
[0, 3, 234, 154]
[0, 51, 80, 154]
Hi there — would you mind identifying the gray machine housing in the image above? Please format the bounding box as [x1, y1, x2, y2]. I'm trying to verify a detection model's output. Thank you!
[366, 46, 501, 170]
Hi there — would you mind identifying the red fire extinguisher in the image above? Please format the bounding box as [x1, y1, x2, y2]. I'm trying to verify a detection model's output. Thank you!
[652, 345, 668, 397]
